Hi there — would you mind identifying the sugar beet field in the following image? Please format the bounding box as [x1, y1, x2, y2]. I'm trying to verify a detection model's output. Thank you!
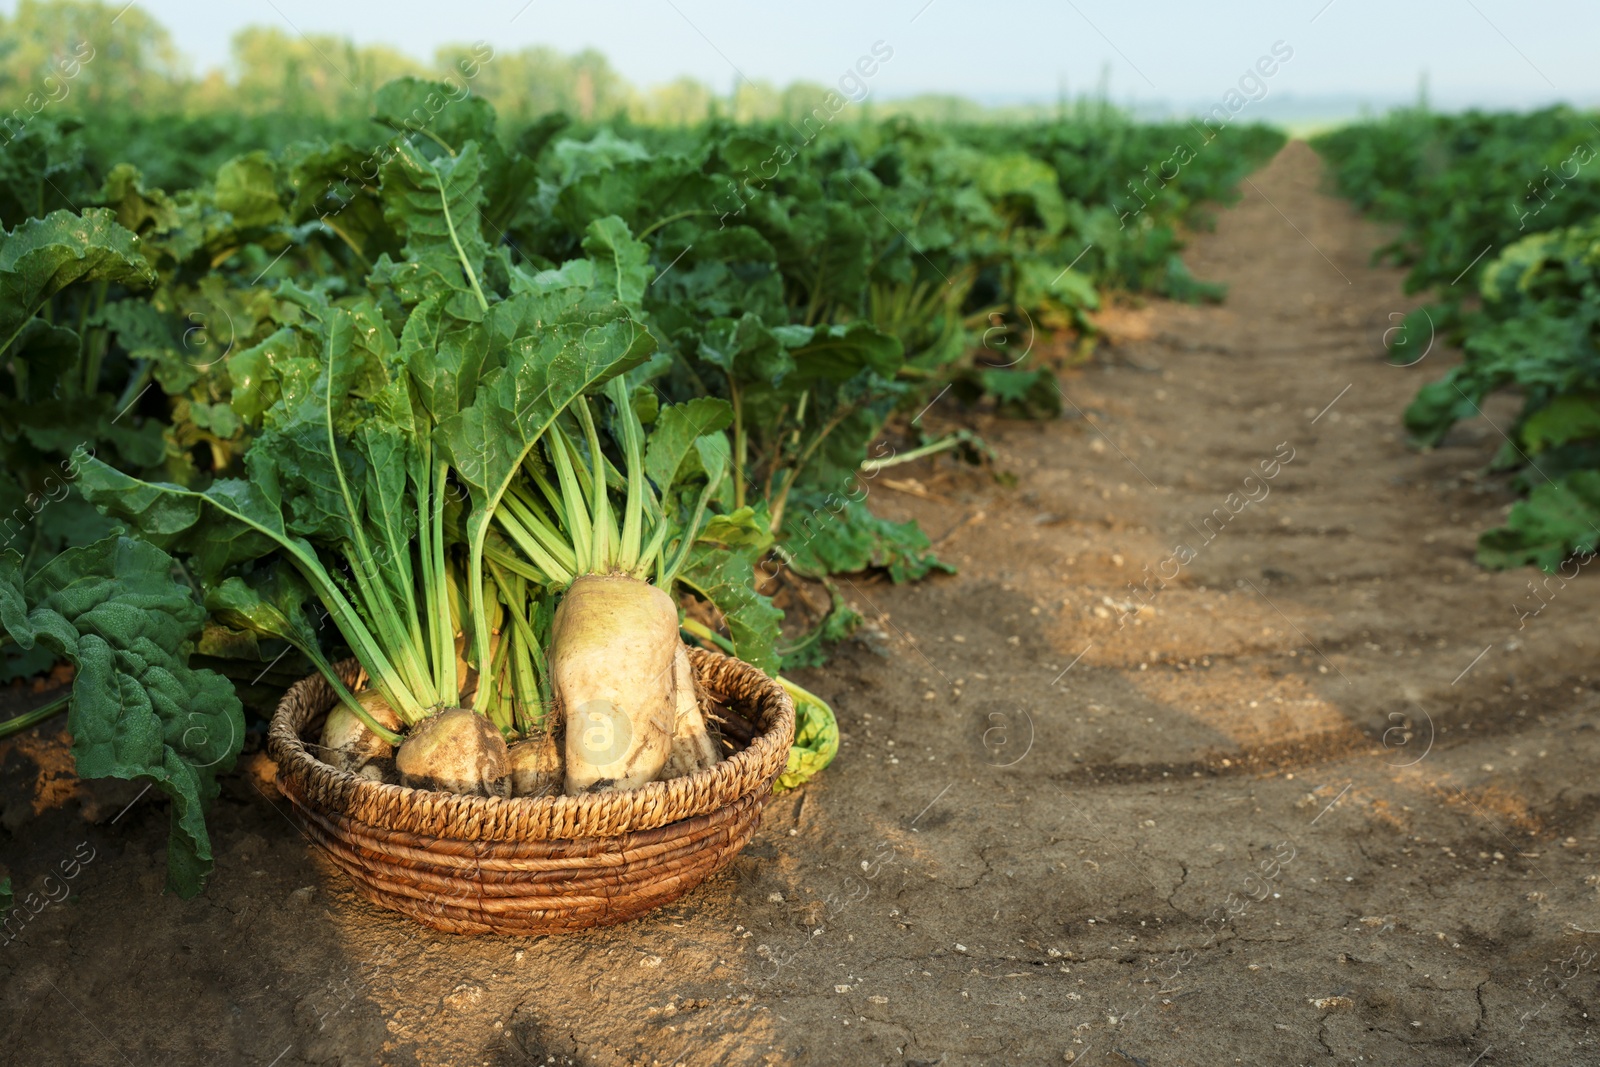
[1, 4, 1599, 1065]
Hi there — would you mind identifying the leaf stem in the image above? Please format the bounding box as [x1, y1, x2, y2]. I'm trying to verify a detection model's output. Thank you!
[769, 404, 855, 534]
[729, 378, 747, 510]
[0, 694, 69, 740]
[433, 159, 489, 312]
[637, 209, 717, 240]
[857, 433, 965, 472]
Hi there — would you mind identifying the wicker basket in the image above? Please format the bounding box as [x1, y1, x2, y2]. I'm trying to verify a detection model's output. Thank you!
[266, 648, 795, 935]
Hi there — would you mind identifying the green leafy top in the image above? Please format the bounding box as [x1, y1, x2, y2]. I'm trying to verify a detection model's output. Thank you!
[0, 537, 243, 897]
[0, 208, 155, 357]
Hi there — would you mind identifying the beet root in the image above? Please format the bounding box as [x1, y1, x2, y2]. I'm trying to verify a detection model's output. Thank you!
[320, 690, 402, 782]
[395, 707, 510, 797]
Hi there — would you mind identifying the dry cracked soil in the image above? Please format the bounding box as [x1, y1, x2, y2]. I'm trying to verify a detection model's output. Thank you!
[2, 142, 1598, 1067]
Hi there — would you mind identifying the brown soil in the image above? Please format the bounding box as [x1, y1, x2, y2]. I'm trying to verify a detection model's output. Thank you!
[3, 142, 1599, 1067]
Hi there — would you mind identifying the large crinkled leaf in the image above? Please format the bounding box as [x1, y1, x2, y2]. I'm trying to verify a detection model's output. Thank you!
[550, 130, 653, 185]
[1404, 371, 1489, 446]
[322, 302, 403, 419]
[206, 567, 329, 657]
[404, 293, 490, 425]
[787, 321, 904, 384]
[697, 505, 774, 556]
[784, 492, 953, 584]
[11, 391, 166, 470]
[6, 317, 82, 402]
[228, 325, 323, 427]
[644, 397, 733, 494]
[1477, 471, 1600, 571]
[582, 216, 653, 309]
[954, 367, 1062, 420]
[98, 163, 183, 237]
[283, 141, 400, 264]
[677, 542, 782, 675]
[1521, 393, 1600, 454]
[95, 298, 184, 389]
[0, 121, 85, 231]
[695, 314, 796, 385]
[214, 152, 284, 230]
[440, 309, 655, 537]
[373, 78, 497, 154]
[976, 152, 1070, 234]
[7, 537, 243, 897]
[1013, 258, 1100, 324]
[240, 304, 401, 548]
[357, 418, 420, 612]
[0, 208, 156, 353]
[75, 459, 297, 585]
[379, 140, 487, 306]
[0, 555, 27, 638]
[245, 417, 364, 545]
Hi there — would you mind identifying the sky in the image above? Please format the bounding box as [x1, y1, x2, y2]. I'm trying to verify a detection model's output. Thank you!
[20, 0, 1600, 114]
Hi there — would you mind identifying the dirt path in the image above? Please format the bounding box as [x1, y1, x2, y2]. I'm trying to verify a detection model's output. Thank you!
[4, 142, 1599, 1067]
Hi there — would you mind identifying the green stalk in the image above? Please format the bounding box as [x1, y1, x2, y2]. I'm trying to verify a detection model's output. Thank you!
[730, 378, 747, 510]
[769, 405, 855, 535]
[489, 561, 542, 661]
[561, 429, 599, 502]
[527, 600, 553, 708]
[98, 473, 426, 724]
[341, 537, 433, 703]
[417, 441, 441, 699]
[323, 355, 436, 709]
[82, 279, 110, 394]
[607, 378, 647, 573]
[509, 618, 534, 735]
[485, 605, 515, 735]
[377, 490, 428, 698]
[493, 505, 574, 586]
[431, 461, 457, 705]
[660, 468, 725, 589]
[301, 643, 405, 745]
[484, 541, 545, 583]
[575, 398, 618, 572]
[490, 562, 544, 735]
[858, 433, 966, 473]
[297, 560, 423, 723]
[680, 615, 727, 650]
[504, 486, 579, 574]
[548, 429, 594, 574]
[0, 693, 69, 740]
[434, 158, 489, 313]
[640, 517, 675, 585]
[467, 539, 492, 715]
[520, 455, 569, 525]
[114, 361, 153, 418]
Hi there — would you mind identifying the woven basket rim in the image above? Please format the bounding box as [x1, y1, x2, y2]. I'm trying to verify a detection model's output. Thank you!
[267, 646, 795, 842]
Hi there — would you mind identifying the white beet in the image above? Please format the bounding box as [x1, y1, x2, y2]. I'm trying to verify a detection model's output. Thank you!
[555, 574, 678, 793]
[508, 732, 563, 797]
[661, 643, 721, 780]
[319, 690, 402, 782]
[395, 707, 510, 797]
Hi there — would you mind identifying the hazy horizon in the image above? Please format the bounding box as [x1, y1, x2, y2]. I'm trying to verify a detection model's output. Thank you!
[2, 0, 1595, 120]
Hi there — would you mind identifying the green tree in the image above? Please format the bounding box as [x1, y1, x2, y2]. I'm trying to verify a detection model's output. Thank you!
[0, 0, 185, 111]
[229, 27, 423, 115]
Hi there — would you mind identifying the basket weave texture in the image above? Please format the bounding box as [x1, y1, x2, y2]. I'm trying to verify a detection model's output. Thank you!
[267, 647, 795, 934]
